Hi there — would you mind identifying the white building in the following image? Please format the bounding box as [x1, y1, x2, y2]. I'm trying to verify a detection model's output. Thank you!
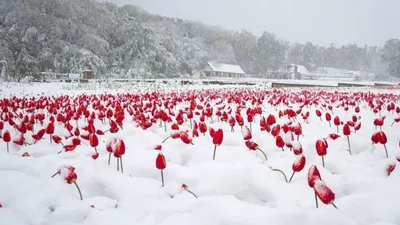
[203, 62, 245, 78]
[287, 64, 310, 79]
[313, 67, 375, 81]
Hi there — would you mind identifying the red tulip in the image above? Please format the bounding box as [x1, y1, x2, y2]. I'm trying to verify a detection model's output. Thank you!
[63, 144, 77, 152]
[180, 132, 193, 145]
[156, 153, 167, 187]
[245, 140, 268, 161]
[325, 112, 331, 127]
[266, 114, 276, 126]
[275, 135, 285, 151]
[386, 163, 396, 176]
[212, 129, 223, 160]
[327, 133, 340, 140]
[333, 116, 340, 132]
[371, 131, 389, 158]
[154, 145, 162, 150]
[91, 152, 99, 160]
[316, 139, 328, 167]
[52, 135, 63, 145]
[3, 130, 11, 153]
[271, 124, 280, 137]
[199, 122, 207, 135]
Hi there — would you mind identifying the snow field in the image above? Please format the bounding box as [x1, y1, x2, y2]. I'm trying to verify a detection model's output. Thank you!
[0, 82, 399, 225]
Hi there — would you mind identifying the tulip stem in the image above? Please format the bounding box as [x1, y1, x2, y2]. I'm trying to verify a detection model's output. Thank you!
[161, 170, 164, 187]
[189, 119, 192, 129]
[73, 181, 83, 200]
[322, 156, 325, 168]
[117, 157, 120, 171]
[336, 126, 339, 133]
[249, 122, 252, 132]
[50, 134, 52, 144]
[186, 189, 198, 198]
[213, 145, 217, 160]
[120, 157, 124, 173]
[289, 171, 295, 182]
[272, 168, 288, 183]
[257, 148, 268, 161]
[383, 144, 389, 158]
[314, 192, 319, 208]
[161, 136, 170, 143]
[346, 136, 352, 155]
[6, 142, 9, 153]
[331, 202, 338, 209]
[328, 121, 331, 128]
[281, 147, 285, 152]
[51, 172, 58, 178]
[108, 153, 111, 165]
[94, 147, 98, 153]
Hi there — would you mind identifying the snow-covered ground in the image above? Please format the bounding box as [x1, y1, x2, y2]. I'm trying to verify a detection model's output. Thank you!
[0, 82, 400, 225]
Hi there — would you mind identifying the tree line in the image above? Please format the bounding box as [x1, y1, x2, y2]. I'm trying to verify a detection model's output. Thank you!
[0, 0, 399, 80]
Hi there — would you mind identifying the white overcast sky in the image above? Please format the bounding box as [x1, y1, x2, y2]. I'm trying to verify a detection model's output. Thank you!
[105, 0, 400, 46]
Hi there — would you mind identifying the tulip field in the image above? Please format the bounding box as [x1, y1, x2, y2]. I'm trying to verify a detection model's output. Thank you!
[0, 82, 400, 225]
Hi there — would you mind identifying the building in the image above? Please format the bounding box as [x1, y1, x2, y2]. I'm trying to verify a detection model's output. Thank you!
[203, 62, 245, 78]
[82, 70, 94, 79]
[313, 67, 375, 81]
[286, 64, 310, 79]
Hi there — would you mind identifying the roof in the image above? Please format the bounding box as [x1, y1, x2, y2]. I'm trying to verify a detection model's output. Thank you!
[206, 62, 245, 74]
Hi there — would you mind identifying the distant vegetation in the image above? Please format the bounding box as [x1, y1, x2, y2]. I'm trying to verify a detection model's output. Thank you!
[0, 0, 399, 80]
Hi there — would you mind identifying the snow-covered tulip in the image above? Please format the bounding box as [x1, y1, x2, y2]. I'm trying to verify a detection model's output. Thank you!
[242, 125, 252, 140]
[106, 138, 117, 165]
[314, 180, 338, 209]
[308, 165, 322, 208]
[180, 132, 193, 145]
[156, 152, 167, 187]
[114, 139, 126, 173]
[51, 165, 83, 200]
[289, 154, 306, 182]
[292, 141, 303, 155]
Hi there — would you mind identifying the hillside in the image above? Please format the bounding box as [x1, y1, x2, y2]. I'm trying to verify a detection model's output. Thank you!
[0, 0, 397, 80]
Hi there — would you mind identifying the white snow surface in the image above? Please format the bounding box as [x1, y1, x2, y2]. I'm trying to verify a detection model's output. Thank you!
[0, 82, 400, 225]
